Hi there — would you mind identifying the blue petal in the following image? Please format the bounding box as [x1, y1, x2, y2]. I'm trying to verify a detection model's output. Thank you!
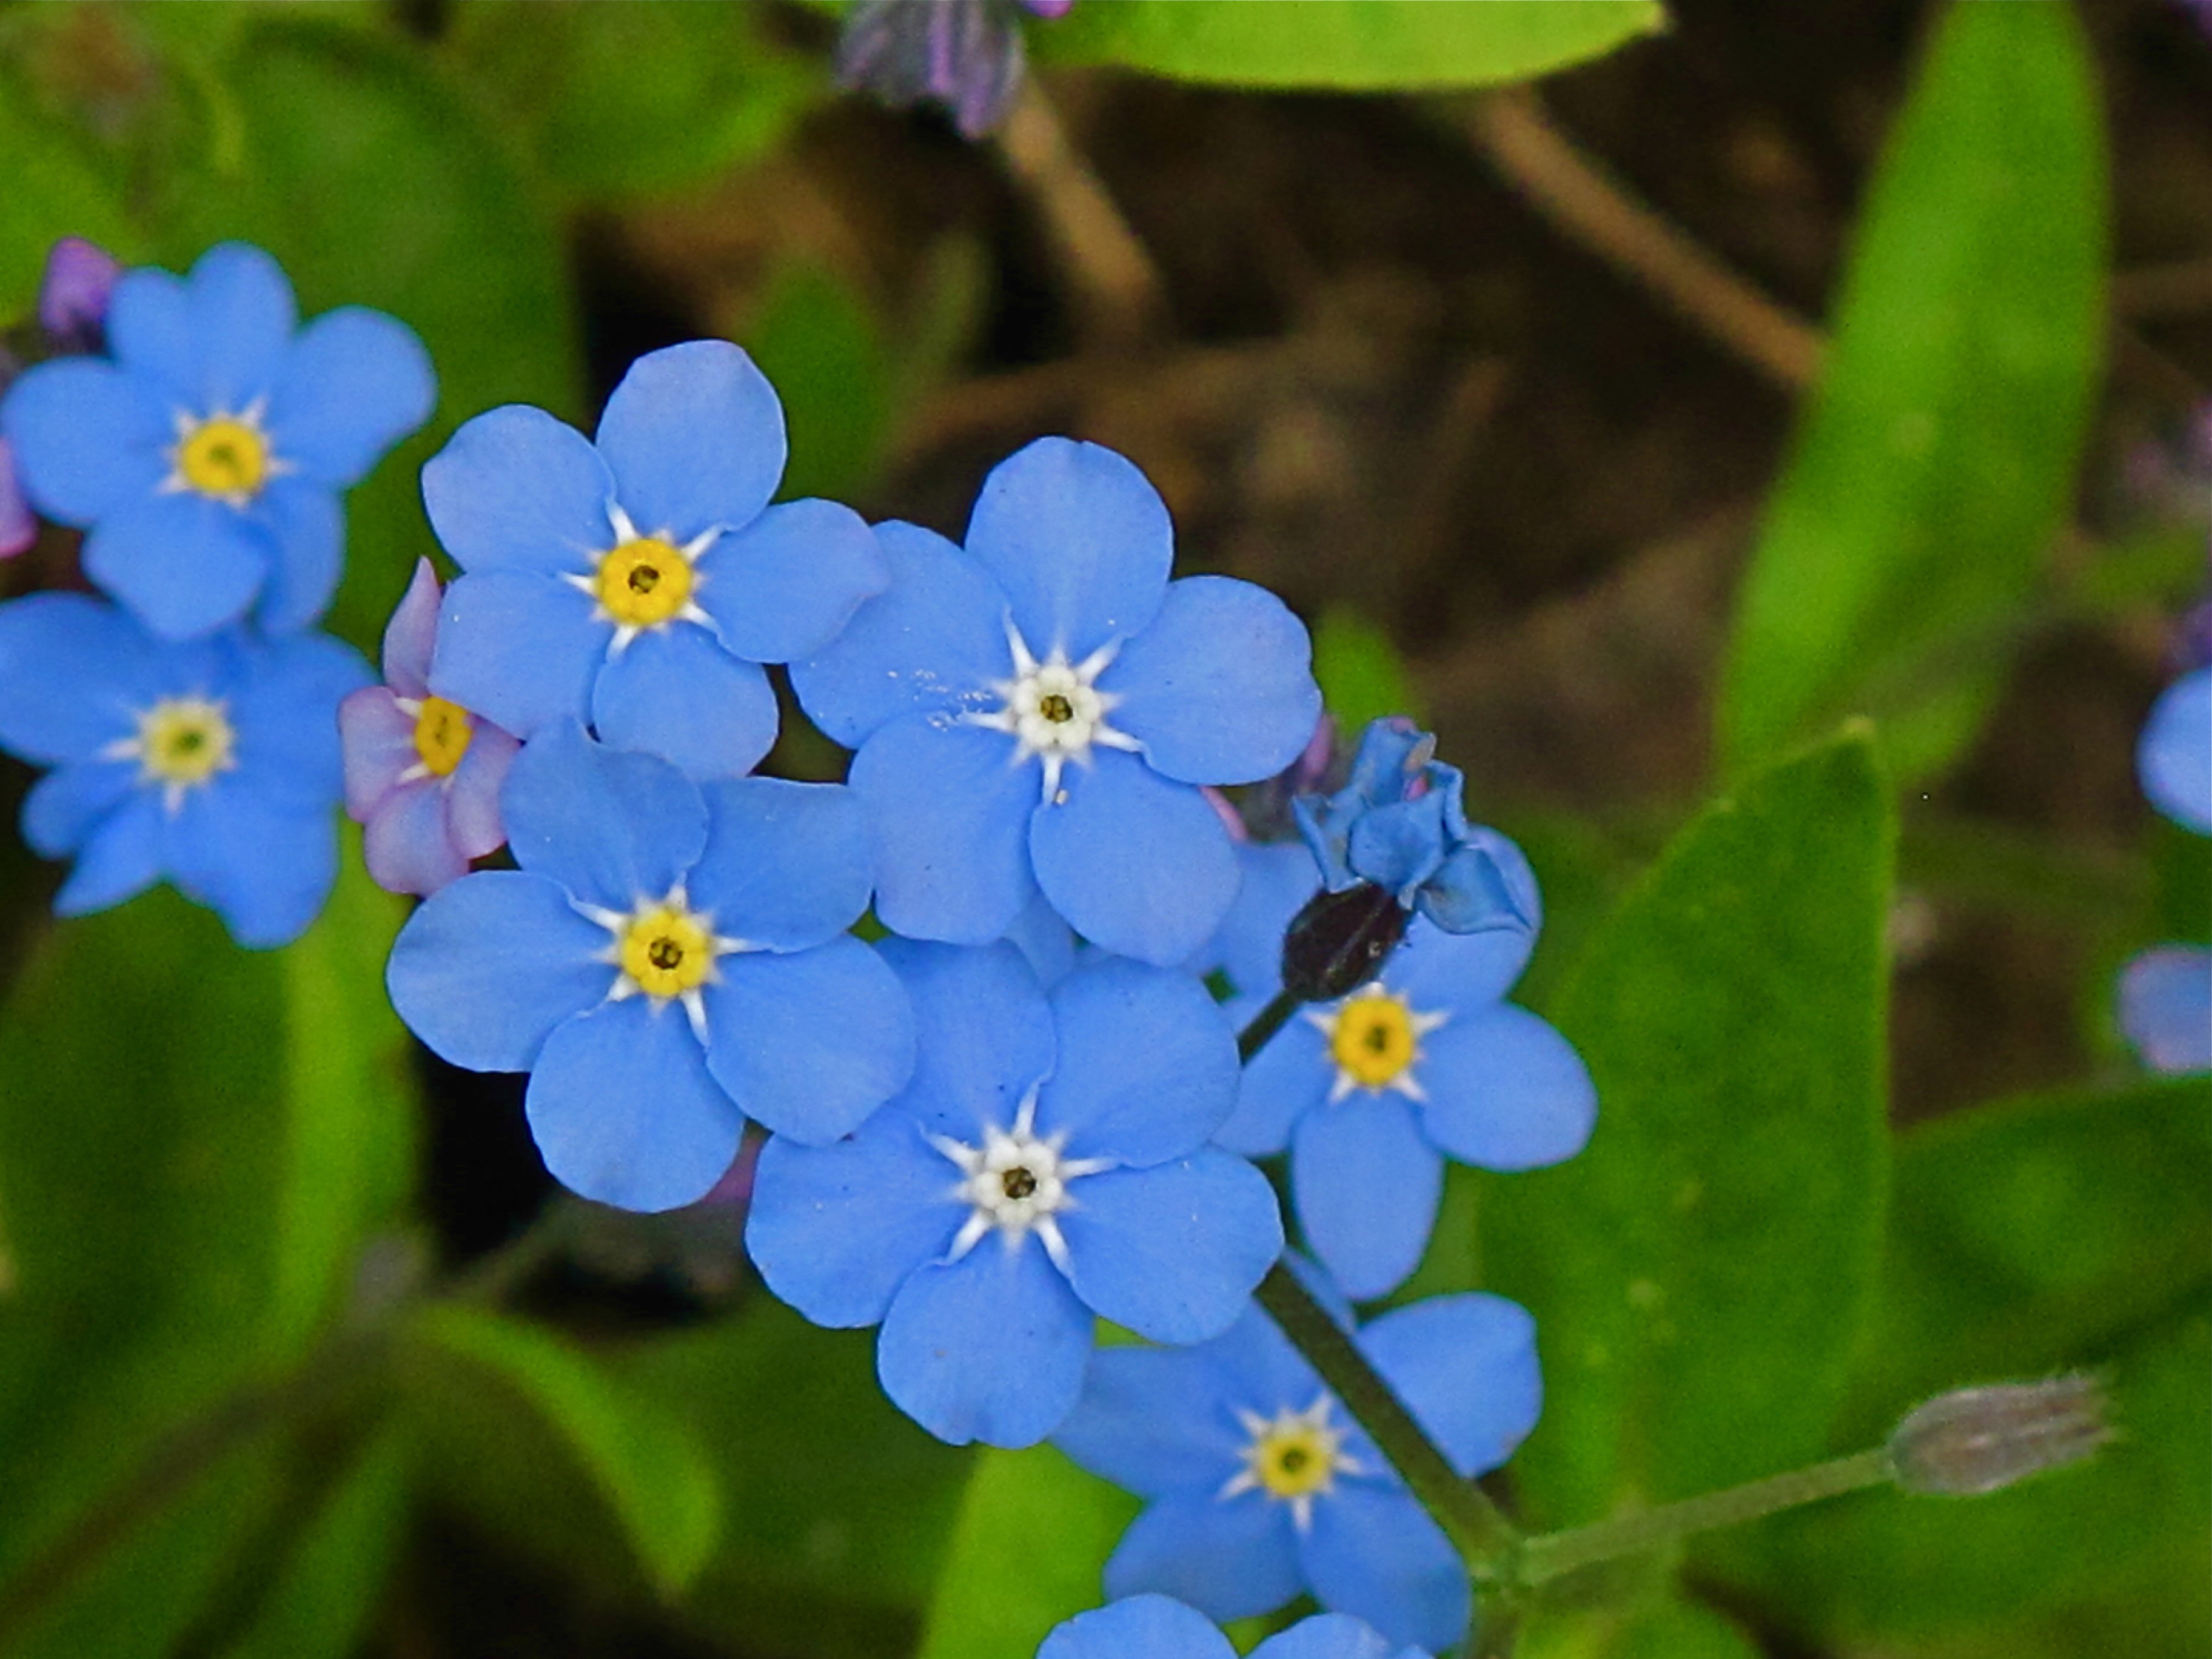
[694, 497, 888, 665]
[22, 762, 136, 857]
[1361, 1293, 1541, 1479]
[1105, 577, 1321, 785]
[704, 939, 916, 1142]
[2139, 668, 2212, 834]
[52, 792, 166, 917]
[249, 477, 343, 635]
[1415, 1004, 1596, 1171]
[1291, 1096, 1442, 1302]
[1199, 841, 1320, 1002]
[1388, 913, 1533, 1014]
[525, 997, 744, 1212]
[500, 722, 707, 911]
[1037, 957, 1239, 1166]
[1299, 1486, 1467, 1653]
[877, 1239, 1092, 1446]
[84, 491, 269, 640]
[363, 777, 470, 897]
[1417, 828, 1539, 940]
[0, 593, 161, 763]
[2119, 946, 2212, 1074]
[1060, 1153, 1282, 1344]
[429, 570, 607, 739]
[876, 939, 1055, 1141]
[421, 405, 616, 577]
[747, 1113, 963, 1327]
[788, 520, 1010, 747]
[592, 624, 778, 780]
[1215, 1014, 1330, 1157]
[1004, 888, 1079, 987]
[965, 438, 1171, 660]
[229, 630, 372, 810]
[851, 714, 1037, 946]
[0, 358, 169, 522]
[1252, 1615, 1401, 1659]
[1053, 1344, 1247, 1497]
[102, 264, 200, 404]
[594, 341, 785, 542]
[1031, 749, 1238, 967]
[386, 870, 611, 1070]
[1102, 1491, 1303, 1626]
[268, 306, 435, 486]
[181, 243, 298, 409]
[1201, 1299, 1330, 1412]
[1039, 1594, 1236, 1659]
[691, 777, 874, 950]
[168, 788, 336, 948]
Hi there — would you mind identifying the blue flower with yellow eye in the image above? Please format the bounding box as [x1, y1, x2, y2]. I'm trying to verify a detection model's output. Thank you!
[421, 340, 886, 782]
[1053, 1285, 1538, 1653]
[746, 940, 1282, 1448]
[791, 437, 1322, 967]
[0, 242, 434, 639]
[2119, 664, 2211, 1074]
[386, 722, 916, 1212]
[0, 591, 369, 946]
[1039, 1595, 1429, 1659]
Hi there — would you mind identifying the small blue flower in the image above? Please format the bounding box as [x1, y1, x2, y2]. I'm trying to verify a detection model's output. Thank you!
[746, 940, 1282, 1447]
[0, 242, 434, 639]
[836, 0, 1073, 139]
[1053, 1287, 1540, 1652]
[1295, 719, 1535, 936]
[0, 591, 369, 946]
[422, 340, 886, 782]
[791, 437, 1322, 966]
[386, 723, 916, 1212]
[1039, 1595, 1427, 1659]
[2119, 664, 2211, 1074]
[1205, 840, 1595, 1299]
[2137, 666, 2211, 835]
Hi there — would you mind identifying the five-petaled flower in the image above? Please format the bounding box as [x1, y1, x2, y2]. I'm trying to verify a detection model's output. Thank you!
[0, 242, 434, 638]
[1038, 1595, 1429, 1659]
[386, 723, 916, 1212]
[746, 940, 1282, 1447]
[421, 340, 886, 781]
[2119, 663, 2211, 1074]
[793, 436, 1322, 967]
[1054, 1284, 1540, 1652]
[0, 591, 369, 946]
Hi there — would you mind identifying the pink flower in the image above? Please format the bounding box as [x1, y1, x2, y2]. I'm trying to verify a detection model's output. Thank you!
[340, 558, 520, 895]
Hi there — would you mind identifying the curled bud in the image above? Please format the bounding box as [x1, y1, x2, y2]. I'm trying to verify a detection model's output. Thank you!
[1280, 881, 1409, 1004]
[1888, 1374, 2111, 1496]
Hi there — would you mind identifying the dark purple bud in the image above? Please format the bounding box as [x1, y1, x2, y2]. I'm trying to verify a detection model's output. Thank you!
[1281, 881, 1409, 1004]
[0, 440, 35, 560]
[37, 237, 122, 354]
[835, 0, 1030, 139]
[1888, 1375, 2111, 1496]
[1020, 0, 1076, 15]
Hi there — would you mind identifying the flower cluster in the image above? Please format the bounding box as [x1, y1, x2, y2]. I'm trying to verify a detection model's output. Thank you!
[2120, 657, 2211, 1073]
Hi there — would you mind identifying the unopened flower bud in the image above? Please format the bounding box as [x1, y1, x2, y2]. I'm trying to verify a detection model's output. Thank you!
[1888, 1374, 2111, 1496]
[1280, 880, 1409, 1004]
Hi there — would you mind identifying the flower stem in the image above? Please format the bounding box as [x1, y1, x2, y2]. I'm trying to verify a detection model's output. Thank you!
[1515, 1449, 1892, 1586]
[1253, 1262, 1523, 1581]
[1236, 987, 1304, 1063]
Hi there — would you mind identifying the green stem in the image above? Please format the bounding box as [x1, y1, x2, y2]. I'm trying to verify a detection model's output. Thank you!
[1517, 1449, 1892, 1586]
[1236, 987, 1304, 1064]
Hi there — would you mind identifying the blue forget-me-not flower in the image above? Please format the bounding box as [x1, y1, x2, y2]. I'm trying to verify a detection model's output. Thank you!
[1039, 1595, 1428, 1659]
[2120, 665, 2211, 1073]
[422, 340, 886, 782]
[791, 437, 1322, 967]
[1054, 1284, 1540, 1652]
[0, 242, 434, 638]
[0, 591, 369, 946]
[746, 939, 1282, 1447]
[386, 723, 916, 1212]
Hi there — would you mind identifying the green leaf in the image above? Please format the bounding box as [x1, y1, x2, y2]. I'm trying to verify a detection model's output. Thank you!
[916, 1445, 1139, 1659]
[1480, 734, 1895, 1525]
[741, 263, 894, 506]
[0, 75, 138, 316]
[402, 1304, 720, 1598]
[1522, 1596, 1761, 1659]
[1718, 0, 2105, 782]
[1312, 607, 1423, 736]
[1039, 1, 1664, 90]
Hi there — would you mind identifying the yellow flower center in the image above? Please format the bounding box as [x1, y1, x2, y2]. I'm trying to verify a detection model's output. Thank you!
[411, 695, 473, 777]
[135, 697, 235, 792]
[596, 537, 694, 628]
[618, 905, 716, 1000]
[1252, 1423, 1338, 1500]
[177, 418, 270, 501]
[1328, 994, 1418, 1090]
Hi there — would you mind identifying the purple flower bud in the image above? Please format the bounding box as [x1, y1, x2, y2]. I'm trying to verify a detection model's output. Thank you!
[0, 439, 35, 560]
[1888, 1375, 2111, 1496]
[36, 237, 122, 354]
[836, 0, 1059, 139]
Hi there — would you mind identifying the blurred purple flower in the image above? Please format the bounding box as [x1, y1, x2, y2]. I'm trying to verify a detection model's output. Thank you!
[38, 237, 122, 354]
[0, 441, 32, 560]
[837, 0, 1073, 139]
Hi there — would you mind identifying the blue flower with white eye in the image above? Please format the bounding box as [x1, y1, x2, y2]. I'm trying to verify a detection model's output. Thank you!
[746, 940, 1282, 1448]
[421, 340, 886, 781]
[1053, 1286, 1538, 1652]
[0, 242, 433, 638]
[0, 591, 368, 946]
[1204, 836, 1594, 1299]
[1039, 1595, 1428, 1659]
[791, 437, 1322, 967]
[386, 723, 916, 1212]
[2119, 663, 2211, 1074]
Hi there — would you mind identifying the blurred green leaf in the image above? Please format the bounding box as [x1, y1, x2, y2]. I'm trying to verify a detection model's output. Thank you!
[218, 1426, 411, 1659]
[1312, 608, 1423, 736]
[1718, 0, 2105, 782]
[1039, 1, 1664, 90]
[742, 263, 894, 506]
[1522, 1595, 1761, 1659]
[404, 1304, 720, 1598]
[916, 1444, 1138, 1659]
[1480, 734, 1895, 1525]
[0, 76, 137, 317]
